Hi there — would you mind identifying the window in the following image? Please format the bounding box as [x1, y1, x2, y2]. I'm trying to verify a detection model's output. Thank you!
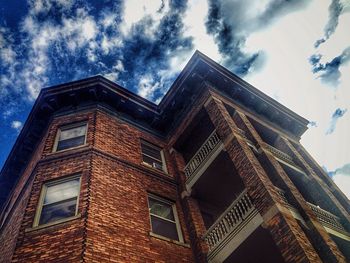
[54, 123, 87, 151]
[141, 140, 166, 172]
[148, 194, 183, 242]
[34, 175, 81, 227]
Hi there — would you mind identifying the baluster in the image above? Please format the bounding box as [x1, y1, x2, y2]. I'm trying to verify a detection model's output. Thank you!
[237, 201, 244, 218]
[242, 196, 249, 211]
[246, 194, 253, 208]
[233, 206, 240, 223]
[226, 211, 234, 227]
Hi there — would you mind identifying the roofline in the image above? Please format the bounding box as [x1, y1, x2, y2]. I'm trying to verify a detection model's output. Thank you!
[195, 50, 308, 125]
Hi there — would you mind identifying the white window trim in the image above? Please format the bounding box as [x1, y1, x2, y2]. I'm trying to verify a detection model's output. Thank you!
[53, 122, 88, 152]
[33, 174, 82, 228]
[141, 140, 168, 173]
[147, 193, 183, 243]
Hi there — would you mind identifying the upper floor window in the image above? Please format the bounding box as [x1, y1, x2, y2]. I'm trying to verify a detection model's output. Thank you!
[34, 175, 81, 227]
[148, 194, 183, 242]
[141, 140, 166, 172]
[54, 123, 87, 151]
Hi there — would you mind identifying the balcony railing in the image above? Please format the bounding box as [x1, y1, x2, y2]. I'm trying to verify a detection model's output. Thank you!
[308, 202, 347, 234]
[184, 130, 221, 179]
[203, 190, 256, 251]
[264, 144, 295, 165]
[275, 187, 348, 235]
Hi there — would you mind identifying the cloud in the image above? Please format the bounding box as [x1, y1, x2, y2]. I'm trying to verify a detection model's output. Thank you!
[314, 0, 350, 48]
[326, 108, 347, 134]
[0, 0, 194, 107]
[308, 121, 317, 128]
[11, 120, 23, 132]
[205, 0, 309, 75]
[115, 0, 193, 102]
[311, 47, 350, 85]
[329, 163, 350, 198]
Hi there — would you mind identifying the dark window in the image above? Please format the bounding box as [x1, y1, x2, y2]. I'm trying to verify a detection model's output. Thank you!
[141, 141, 165, 171]
[35, 176, 81, 226]
[56, 124, 87, 151]
[148, 195, 182, 241]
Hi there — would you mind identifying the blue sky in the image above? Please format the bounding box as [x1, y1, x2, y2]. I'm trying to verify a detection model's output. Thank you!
[0, 0, 349, 196]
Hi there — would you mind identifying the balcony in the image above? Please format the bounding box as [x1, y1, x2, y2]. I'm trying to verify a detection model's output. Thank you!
[203, 190, 263, 262]
[308, 203, 350, 241]
[184, 130, 224, 190]
[263, 143, 306, 175]
[275, 187, 350, 241]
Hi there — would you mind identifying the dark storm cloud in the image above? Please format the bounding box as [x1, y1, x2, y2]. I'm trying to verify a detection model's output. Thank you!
[314, 0, 347, 48]
[311, 47, 350, 85]
[326, 108, 347, 134]
[205, 0, 309, 76]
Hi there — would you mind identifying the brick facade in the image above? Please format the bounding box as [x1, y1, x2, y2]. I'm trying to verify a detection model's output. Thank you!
[1, 52, 349, 262]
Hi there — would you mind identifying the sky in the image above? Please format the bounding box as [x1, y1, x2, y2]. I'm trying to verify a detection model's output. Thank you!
[0, 0, 349, 197]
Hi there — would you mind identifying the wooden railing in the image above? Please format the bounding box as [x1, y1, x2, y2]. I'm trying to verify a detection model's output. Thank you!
[203, 191, 255, 251]
[184, 130, 221, 179]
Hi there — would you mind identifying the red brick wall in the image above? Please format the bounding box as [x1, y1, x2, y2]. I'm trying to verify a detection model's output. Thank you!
[85, 153, 193, 262]
[93, 110, 177, 178]
[1, 107, 194, 262]
[11, 153, 91, 262]
[0, 178, 34, 263]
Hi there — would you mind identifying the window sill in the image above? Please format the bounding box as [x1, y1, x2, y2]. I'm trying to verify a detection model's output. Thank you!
[149, 232, 190, 248]
[141, 162, 170, 176]
[50, 144, 88, 155]
[25, 213, 81, 233]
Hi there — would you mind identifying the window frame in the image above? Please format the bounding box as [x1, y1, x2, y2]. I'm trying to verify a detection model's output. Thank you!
[33, 174, 82, 228]
[53, 122, 88, 152]
[147, 193, 183, 242]
[140, 140, 167, 173]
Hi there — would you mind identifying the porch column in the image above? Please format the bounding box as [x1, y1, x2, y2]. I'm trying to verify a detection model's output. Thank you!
[170, 148, 208, 263]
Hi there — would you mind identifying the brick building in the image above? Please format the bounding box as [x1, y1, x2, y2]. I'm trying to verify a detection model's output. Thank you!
[0, 51, 349, 262]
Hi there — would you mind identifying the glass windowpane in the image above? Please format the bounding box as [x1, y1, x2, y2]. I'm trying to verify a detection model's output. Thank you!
[142, 144, 162, 160]
[57, 136, 85, 151]
[59, 125, 86, 140]
[39, 198, 77, 225]
[149, 197, 175, 221]
[44, 178, 80, 205]
[151, 215, 179, 241]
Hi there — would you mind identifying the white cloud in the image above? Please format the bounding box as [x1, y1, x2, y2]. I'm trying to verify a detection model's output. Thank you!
[332, 163, 350, 199]
[183, 0, 221, 61]
[102, 60, 125, 82]
[137, 74, 160, 99]
[18, 6, 100, 100]
[28, 0, 73, 15]
[121, 0, 169, 37]
[11, 120, 23, 131]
